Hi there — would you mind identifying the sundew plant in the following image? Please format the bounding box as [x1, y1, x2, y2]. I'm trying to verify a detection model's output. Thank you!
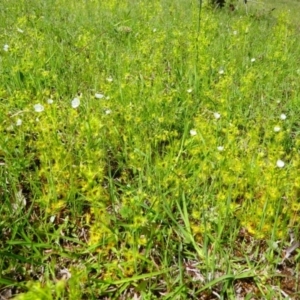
[1, 0, 300, 298]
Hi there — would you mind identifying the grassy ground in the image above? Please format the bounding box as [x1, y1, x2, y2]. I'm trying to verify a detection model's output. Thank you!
[0, 0, 300, 299]
[257, 0, 300, 26]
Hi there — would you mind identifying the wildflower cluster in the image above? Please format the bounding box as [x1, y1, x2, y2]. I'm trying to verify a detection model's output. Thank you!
[1, 0, 300, 297]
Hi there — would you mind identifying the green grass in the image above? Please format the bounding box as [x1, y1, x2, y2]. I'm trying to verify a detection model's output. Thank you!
[1, 0, 300, 298]
[257, 0, 300, 27]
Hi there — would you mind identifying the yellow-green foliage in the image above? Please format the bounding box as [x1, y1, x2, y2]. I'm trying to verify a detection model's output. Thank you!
[1, 0, 300, 296]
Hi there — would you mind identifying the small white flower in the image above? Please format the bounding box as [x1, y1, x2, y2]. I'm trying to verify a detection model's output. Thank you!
[233, 30, 238, 35]
[106, 77, 113, 83]
[47, 99, 54, 104]
[274, 126, 281, 132]
[217, 146, 224, 151]
[218, 69, 224, 75]
[105, 109, 112, 115]
[276, 100, 281, 104]
[213, 112, 221, 119]
[12, 189, 26, 212]
[280, 113, 287, 120]
[3, 44, 9, 51]
[251, 58, 256, 63]
[190, 129, 197, 136]
[57, 268, 72, 280]
[153, 28, 157, 33]
[276, 159, 285, 168]
[17, 28, 24, 33]
[71, 97, 80, 108]
[187, 88, 193, 93]
[16, 119, 22, 126]
[50, 215, 56, 223]
[34, 103, 44, 112]
[95, 93, 104, 99]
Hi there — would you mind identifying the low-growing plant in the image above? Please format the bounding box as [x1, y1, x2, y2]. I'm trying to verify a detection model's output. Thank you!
[0, 0, 300, 298]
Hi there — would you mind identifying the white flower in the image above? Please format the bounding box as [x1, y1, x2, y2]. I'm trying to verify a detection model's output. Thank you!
[71, 97, 80, 108]
[233, 30, 238, 35]
[34, 103, 44, 112]
[57, 268, 71, 280]
[95, 93, 104, 99]
[187, 88, 193, 93]
[105, 109, 112, 115]
[251, 58, 256, 63]
[276, 159, 285, 168]
[217, 146, 224, 151]
[16, 119, 22, 126]
[218, 69, 224, 75]
[3, 44, 9, 51]
[274, 126, 281, 132]
[12, 189, 26, 212]
[47, 99, 54, 104]
[17, 28, 24, 33]
[190, 129, 197, 136]
[106, 77, 113, 83]
[213, 112, 221, 119]
[153, 28, 157, 33]
[280, 113, 287, 120]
